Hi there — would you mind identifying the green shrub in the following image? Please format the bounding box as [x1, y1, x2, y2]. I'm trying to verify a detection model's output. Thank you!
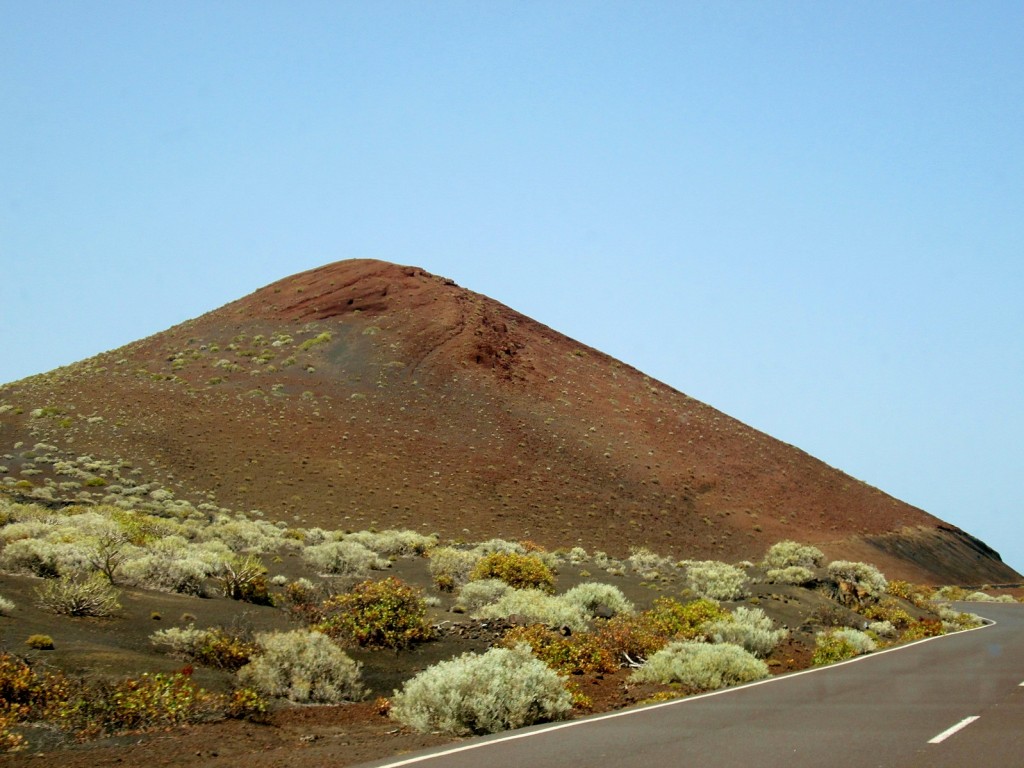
[317, 577, 433, 649]
[237, 630, 364, 704]
[498, 624, 617, 675]
[861, 598, 914, 629]
[390, 645, 572, 735]
[469, 551, 555, 593]
[35, 573, 121, 617]
[762, 540, 825, 570]
[25, 634, 54, 651]
[0, 538, 66, 578]
[812, 628, 876, 665]
[648, 597, 728, 638]
[681, 561, 748, 601]
[561, 582, 634, 618]
[595, 597, 726, 663]
[57, 672, 218, 739]
[298, 331, 332, 351]
[827, 561, 888, 607]
[630, 641, 769, 689]
[0, 652, 260, 745]
[705, 607, 787, 658]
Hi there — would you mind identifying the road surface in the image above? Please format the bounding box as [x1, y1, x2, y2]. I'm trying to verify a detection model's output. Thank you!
[362, 602, 1024, 768]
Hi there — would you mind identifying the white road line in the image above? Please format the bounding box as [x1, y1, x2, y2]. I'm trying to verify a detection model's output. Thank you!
[928, 716, 980, 744]
[370, 619, 997, 768]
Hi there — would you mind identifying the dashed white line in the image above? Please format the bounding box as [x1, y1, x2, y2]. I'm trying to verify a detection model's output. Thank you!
[928, 716, 980, 744]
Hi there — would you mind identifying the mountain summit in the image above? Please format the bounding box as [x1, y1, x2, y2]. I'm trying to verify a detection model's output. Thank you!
[1, 259, 1016, 584]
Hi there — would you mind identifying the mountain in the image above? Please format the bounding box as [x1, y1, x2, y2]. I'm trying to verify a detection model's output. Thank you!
[0, 259, 1017, 584]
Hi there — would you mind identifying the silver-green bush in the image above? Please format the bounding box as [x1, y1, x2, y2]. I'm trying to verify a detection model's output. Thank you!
[683, 560, 748, 601]
[455, 578, 511, 612]
[390, 645, 572, 735]
[631, 640, 769, 689]
[561, 582, 634, 618]
[762, 540, 825, 570]
[302, 540, 389, 577]
[35, 573, 122, 617]
[473, 588, 589, 631]
[628, 547, 674, 579]
[867, 620, 898, 639]
[705, 607, 787, 658]
[827, 561, 887, 606]
[150, 625, 213, 656]
[765, 566, 815, 585]
[428, 546, 481, 590]
[828, 627, 876, 654]
[237, 629, 364, 703]
[344, 529, 437, 557]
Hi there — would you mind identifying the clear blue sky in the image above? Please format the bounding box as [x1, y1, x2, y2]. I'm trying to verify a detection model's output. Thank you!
[2, 2, 1021, 573]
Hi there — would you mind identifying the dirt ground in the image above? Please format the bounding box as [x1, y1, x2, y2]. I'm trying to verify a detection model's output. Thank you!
[0, 552, 943, 768]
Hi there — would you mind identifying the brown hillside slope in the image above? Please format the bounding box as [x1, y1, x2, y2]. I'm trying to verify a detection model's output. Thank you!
[0, 259, 1016, 584]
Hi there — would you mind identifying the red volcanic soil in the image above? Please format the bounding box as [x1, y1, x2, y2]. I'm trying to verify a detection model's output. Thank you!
[0, 259, 1017, 584]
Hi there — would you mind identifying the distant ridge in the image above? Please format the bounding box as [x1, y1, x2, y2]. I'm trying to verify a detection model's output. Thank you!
[1, 259, 1017, 584]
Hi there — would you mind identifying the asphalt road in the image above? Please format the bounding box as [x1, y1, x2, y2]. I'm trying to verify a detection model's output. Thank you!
[363, 603, 1024, 768]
